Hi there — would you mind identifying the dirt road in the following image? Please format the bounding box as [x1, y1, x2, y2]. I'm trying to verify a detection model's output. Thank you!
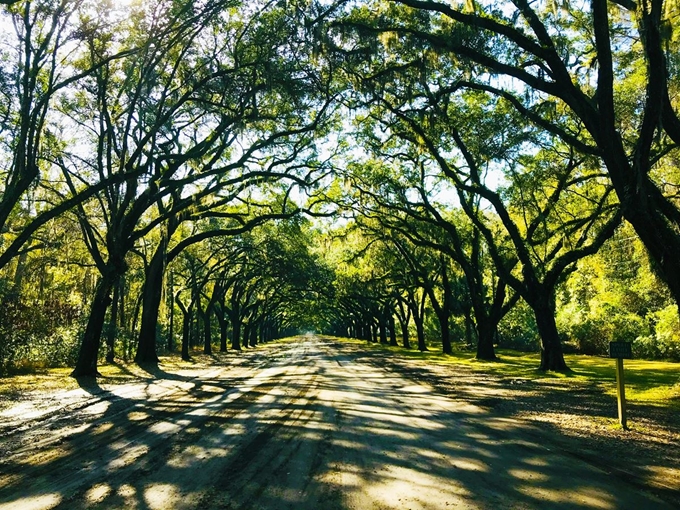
[0, 337, 672, 509]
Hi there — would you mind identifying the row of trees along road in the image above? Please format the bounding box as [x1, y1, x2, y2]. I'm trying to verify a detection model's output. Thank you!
[1, 0, 680, 375]
[0, 0, 338, 376]
[316, 0, 680, 370]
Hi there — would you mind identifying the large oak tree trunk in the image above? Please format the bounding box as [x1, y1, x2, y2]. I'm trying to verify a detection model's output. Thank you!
[71, 272, 116, 377]
[428, 289, 452, 355]
[135, 241, 166, 364]
[396, 302, 411, 349]
[231, 316, 242, 351]
[438, 312, 452, 355]
[175, 294, 192, 361]
[249, 322, 258, 347]
[413, 313, 427, 352]
[388, 315, 398, 346]
[401, 324, 411, 349]
[475, 320, 497, 361]
[242, 322, 251, 348]
[217, 309, 228, 352]
[531, 296, 568, 371]
[105, 282, 119, 364]
[181, 309, 191, 361]
[203, 306, 213, 355]
[623, 188, 680, 310]
[379, 316, 388, 344]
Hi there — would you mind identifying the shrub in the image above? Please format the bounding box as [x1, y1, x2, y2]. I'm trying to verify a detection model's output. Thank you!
[497, 301, 540, 351]
[0, 291, 84, 375]
[635, 305, 680, 361]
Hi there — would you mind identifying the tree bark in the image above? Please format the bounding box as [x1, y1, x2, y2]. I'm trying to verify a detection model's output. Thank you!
[249, 321, 258, 347]
[426, 286, 452, 354]
[168, 271, 174, 352]
[532, 296, 568, 371]
[475, 321, 497, 361]
[105, 282, 119, 363]
[378, 316, 388, 344]
[410, 291, 428, 352]
[181, 309, 191, 361]
[175, 293, 192, 361]
[396, 301, 411, 349]
[388, 314, 398, 346]
[203, 305, 212, 355]
[414, 314, 427, 352]
[438, 311, 452, 355]
[71, 272, 116, 377]
[401, 323, 411, 348]
[231, 316, 242, 351]
[135, 240, 166, 364]
[217, 305, 229, 351]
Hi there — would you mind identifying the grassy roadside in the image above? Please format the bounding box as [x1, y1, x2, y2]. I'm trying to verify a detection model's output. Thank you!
[0, 337, 302, 407]
[335, 336, 680, 410]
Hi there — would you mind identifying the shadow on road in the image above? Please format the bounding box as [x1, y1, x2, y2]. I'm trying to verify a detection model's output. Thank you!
[0, 338, 675, 510]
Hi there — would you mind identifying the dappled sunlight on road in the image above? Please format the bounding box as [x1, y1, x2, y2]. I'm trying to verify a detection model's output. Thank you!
[0, 338, 673, 509]
[0, 493, 61, 510]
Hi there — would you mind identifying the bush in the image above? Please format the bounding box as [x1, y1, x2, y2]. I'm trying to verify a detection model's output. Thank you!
[498, 301, 540, 351]
[558, 300, 650, 355]
[635, 305, 680, 361]
[0, 292, 84, 376]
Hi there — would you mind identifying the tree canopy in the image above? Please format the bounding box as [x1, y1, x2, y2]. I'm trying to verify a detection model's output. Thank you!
[1, 0, 679, 376]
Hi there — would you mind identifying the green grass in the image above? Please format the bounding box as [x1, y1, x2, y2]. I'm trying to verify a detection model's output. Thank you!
[338, 337, 680, 409]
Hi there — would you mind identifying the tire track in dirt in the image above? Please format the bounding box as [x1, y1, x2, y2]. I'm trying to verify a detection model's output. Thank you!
[1, 337, 676, 510]
[0, 345, 310, 509]
[0, 353, 271, 456]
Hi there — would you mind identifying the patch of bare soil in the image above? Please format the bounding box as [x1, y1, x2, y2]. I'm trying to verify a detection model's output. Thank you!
[354, 347, 680, 505]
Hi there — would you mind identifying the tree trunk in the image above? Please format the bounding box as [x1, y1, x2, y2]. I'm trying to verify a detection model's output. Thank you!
[249, 322, 258, 347]
[427, 286, 452, 355]
[13, 251, 28, 292]
[438, 311, 452, 355]
[379, 317, 388, 344]
[203, 305, 212, 355]
[401, 323, 411, 349]
[475, 320, 497, 361]
[532, 297, 568, 371]
[131, 290, 143, 347]
[217, 308, 228, 352]
[242, 322, 251, 348]
[463, 306, 475, 348]
[168, 271, 175, 352]
[415, 317, 427, 351]
[388, 314, 398, 346]
[71, 273, 115, 377]
[396, 301, 411, 349]
[192, 304, 201, 348]
[411, 292, 428, 352]
[181, 309, 191, 361]
[119, 275, 126, 341]
[105, 282, 119, 363]
[175, 293, 192, 361]
[438, 259, 454, 355]
[231, 316, 242, 351]
[135, 241, 166, 364]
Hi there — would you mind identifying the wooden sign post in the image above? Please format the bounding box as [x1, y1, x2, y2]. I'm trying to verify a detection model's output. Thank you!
[609, 341, 632, 430]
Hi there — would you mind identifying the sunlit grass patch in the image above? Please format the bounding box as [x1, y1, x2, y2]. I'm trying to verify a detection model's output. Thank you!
[258, 335, 309, 347]
[0, 368, 81, 400]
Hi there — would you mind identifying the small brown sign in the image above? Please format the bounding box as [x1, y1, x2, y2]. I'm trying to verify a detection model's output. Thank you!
[609, 341, 632, 359]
